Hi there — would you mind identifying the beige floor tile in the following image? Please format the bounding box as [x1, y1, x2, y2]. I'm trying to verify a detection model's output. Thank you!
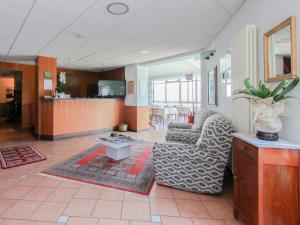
[0, 178, 19, 189]
[98, 219, 129, 225]
[150, 198, 180, 216]
[161, 216, 193, 225]
[30, 201, 67, 222]
[0, 189, 7, 196]
[33, 222, 62, 225]
[176, 200, 210, 219]
[192, 219, 225, 225]
[172, 189, 201, 200]
[0, 186, 32, 199]
[66, 217, 99, 225]
[16, 176, 44, 187]
[92, 200, 122, 219]
[38, 177, 61, 188]
[203, 201, 234, 220]
[22, 187, 54, 201]
[199, 192, 232, 203]
[149, 184, 173, 199]
[123, 193, 149, 202]
[2, 200, 42, 219]
[74, 186, 101, 199]
[46, 187, 77, 202]
[0, 199, 18, 215]
[1, 219, 34, 225]
[64, 199, 96, 217]
[121, 201, 150, 221]
[58, 181, 81, 189]
[223, 220, 246, 225]
[99, 188, 124, 201]
[130, 222, 161, 225]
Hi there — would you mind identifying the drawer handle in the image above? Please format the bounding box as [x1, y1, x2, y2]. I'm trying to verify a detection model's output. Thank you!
[233, 175, 238, 180]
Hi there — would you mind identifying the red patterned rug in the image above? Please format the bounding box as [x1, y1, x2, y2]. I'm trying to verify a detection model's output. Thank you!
[42, 142, 154, 195]
[0, 145, 47, 169]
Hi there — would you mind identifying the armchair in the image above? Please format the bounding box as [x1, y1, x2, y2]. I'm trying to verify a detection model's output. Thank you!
[166, 110, 216, 143]
[153, 114, 234, 194]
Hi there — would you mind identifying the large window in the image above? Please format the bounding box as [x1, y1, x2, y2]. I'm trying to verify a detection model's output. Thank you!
[153, 81, 165, 102]
[166, 82, 180, 102]
[152, 76, 201, 104]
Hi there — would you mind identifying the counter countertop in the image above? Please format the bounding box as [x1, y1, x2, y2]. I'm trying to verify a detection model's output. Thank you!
[41, 97, 124, 101]
[233, 133, 300, 150]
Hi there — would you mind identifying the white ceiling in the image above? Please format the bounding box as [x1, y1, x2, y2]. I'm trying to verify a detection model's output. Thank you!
[0, 0, 245, 71]
[147, 54, 201, 80]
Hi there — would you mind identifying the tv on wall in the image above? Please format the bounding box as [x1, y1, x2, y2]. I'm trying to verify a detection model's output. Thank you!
[98, 80, 126, 98]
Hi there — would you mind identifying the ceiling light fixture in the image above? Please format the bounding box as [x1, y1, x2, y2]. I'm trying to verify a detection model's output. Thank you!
[107, 2, 129, 15]
[140, 50, 149, 55]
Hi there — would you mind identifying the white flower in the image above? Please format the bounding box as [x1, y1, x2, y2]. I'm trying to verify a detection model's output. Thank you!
[59, 72, 66, 84]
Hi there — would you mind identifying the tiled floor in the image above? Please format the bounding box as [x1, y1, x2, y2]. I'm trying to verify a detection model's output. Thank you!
[0, 127, 246, 225]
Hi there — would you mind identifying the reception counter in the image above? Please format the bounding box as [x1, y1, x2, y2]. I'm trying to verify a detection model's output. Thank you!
[40, 98, 125, 140]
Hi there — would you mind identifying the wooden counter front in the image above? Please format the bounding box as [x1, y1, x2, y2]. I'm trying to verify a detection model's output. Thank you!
[40, 98, 125, 140]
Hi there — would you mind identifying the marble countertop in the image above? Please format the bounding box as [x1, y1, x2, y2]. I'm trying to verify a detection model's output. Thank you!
[233, 133, 300, 149]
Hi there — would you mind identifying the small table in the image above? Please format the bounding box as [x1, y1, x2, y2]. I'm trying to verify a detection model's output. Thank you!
[97, 134, 137, 160]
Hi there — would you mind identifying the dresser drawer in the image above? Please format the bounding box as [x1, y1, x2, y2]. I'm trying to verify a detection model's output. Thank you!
[233, 138, 258, 163]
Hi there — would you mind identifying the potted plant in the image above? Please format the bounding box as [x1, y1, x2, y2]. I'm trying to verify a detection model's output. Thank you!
[56, 72, 67, 97]
[118, 123, 128, 132]
[234, 77, 299, 141]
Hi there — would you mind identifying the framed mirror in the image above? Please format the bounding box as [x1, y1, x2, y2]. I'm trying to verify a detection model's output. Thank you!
[264, 16, 297, 82]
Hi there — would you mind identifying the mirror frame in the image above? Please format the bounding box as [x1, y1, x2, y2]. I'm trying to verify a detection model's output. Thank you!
[264, 16, 297, 82]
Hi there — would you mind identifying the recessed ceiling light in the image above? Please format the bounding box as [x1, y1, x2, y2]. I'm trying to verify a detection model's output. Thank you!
[140, 50, 149, 55]
[107, 2, 129, 15]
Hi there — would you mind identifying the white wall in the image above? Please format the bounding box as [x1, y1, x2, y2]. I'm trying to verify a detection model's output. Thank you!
[125, 64, 149, 106]
[202, 0, 300, 143]
[125, 65, 137, 106]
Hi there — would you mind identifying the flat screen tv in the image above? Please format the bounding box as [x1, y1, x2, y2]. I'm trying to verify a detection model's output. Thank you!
[98, 80, 126, 98]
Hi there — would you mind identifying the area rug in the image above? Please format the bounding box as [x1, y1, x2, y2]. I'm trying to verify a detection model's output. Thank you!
[0, 145, 47, 169]
[42, 142, 154, 195]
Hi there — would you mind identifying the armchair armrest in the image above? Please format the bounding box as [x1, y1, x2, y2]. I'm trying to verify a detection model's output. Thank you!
[166, 131, 200, 144]
[167, 122, 192, 130]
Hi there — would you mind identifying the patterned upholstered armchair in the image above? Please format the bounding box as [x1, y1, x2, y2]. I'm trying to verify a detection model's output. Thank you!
[153, 114, 234, 194]
[166, 110, 216, 144]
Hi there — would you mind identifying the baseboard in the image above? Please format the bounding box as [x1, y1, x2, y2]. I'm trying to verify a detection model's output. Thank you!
[38, 128, 113, 141]
[127, 127, 152, 132]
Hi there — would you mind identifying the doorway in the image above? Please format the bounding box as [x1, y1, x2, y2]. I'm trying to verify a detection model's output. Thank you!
[0, 70, 22, 129]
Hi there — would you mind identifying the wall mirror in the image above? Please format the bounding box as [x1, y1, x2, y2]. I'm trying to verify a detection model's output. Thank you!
[264, 16, 297, 82]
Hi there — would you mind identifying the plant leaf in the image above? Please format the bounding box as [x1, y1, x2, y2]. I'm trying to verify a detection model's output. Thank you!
[270, 80, 288, 97]
[274, 77, 299, 102]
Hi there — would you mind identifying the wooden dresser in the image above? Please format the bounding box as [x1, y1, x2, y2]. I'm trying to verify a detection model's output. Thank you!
[232, 133, 300, 225]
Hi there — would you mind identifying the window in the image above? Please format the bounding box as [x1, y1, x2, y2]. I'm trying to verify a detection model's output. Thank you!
[220, 53, 232, 97]
[152, 76, 201, 105]
[153, 81, 165, 102]
[166, 82, 179, 102]
[181, 82, 188, 102]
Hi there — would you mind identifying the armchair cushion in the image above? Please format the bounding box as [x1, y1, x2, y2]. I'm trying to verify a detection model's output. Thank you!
[167, 122, 192, 130]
